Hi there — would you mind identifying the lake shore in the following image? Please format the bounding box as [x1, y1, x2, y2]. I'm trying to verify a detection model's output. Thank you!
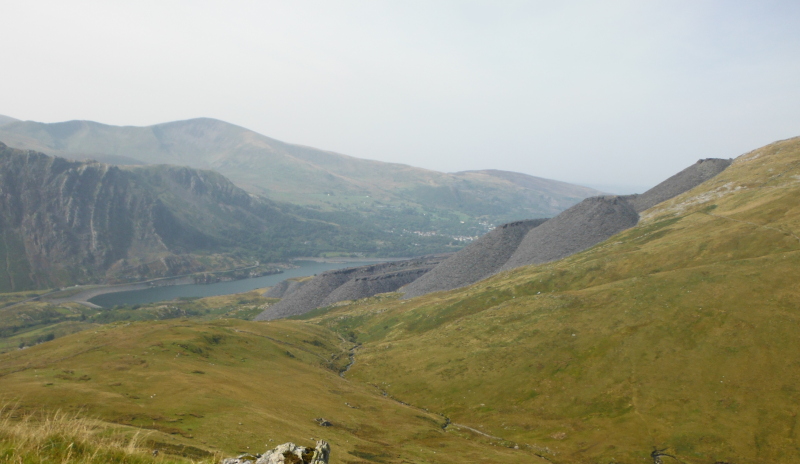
[45, 277, 194, 308]
[292, 257, 409, 264]
[61, 260, 385, 308]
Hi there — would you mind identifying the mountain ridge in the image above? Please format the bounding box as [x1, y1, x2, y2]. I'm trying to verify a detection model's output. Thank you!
[0, 142, 439, 291]
[254, 157, 731, 318]
[0, 116, 604, 234]
[1, 136, 798, 463]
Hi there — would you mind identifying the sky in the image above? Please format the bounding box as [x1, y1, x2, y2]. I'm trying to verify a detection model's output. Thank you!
[2, 1, 799, 193]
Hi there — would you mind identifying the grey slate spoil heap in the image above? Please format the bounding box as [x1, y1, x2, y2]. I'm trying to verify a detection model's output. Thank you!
[263, 279, 306, 299]
[255, 157, 732, 319]
[255, 254, 449, 320]
[401, 218, 547, 299]
[404, 157, 732, 298]
[622, 158, 733, 212]
[497, 195, 639, 272]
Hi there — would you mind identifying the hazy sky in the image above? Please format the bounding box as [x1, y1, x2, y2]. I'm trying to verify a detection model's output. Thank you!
[3, 1, 799, 192]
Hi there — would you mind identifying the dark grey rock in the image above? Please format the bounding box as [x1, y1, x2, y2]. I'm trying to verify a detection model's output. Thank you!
[623, 158, 733, 212]
[255, 157, 734, 308]
[401, 218, 547, 298]
[499, 196, 639, 272]
[315, 418, 333, 427]
[323, 268, 430, 305]
[263, 279, 306, 299]
[254, 255, 449, 320]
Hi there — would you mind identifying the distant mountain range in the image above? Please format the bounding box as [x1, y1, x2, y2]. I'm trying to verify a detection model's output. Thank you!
[0, 142, 442, 291]
[0, 116, 603, 238]
[4, 135, 799, 463]
[255, 158, 732, 319]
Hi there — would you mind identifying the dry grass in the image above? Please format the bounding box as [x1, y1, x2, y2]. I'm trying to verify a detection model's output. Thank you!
[0, 404, 205, 463]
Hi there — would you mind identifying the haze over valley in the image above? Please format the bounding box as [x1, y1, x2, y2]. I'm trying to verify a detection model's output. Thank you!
[2, 2, 800, 464]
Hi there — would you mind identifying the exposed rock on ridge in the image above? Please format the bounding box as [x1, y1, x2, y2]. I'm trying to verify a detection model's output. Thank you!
[255, 255, 449, 321]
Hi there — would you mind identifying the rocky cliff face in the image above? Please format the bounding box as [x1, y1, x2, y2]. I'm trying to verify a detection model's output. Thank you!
[0, 142, 336, 291]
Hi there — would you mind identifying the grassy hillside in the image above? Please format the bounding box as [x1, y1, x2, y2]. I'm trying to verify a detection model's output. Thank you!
[0, 117, 603, 236]
[1, 407, 201, 463]
[293, 136, 800, 463]
[0, 317, 540, 463]
[0, 290, 273, 354]
[1, 136, 797, 463]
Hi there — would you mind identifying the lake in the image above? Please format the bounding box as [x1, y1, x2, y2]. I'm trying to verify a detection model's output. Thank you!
[89, 260, 381, 307]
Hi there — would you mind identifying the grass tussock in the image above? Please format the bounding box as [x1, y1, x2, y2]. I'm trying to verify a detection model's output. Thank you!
[0, 405, 206, 464]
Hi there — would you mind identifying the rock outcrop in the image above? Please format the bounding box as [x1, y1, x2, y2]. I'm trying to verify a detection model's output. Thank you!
[221, 440, 330, 464]
[254, 255, 449, 320]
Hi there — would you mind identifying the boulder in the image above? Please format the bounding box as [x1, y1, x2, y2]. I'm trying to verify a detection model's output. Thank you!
[221, 440, 330, 464]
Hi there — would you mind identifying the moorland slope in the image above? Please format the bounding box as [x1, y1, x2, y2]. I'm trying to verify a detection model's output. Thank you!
[1, 137, 796, 464]
[0, 316, 540, 463]
[296, 136, 800, 463]
[401, 157, 731, 299]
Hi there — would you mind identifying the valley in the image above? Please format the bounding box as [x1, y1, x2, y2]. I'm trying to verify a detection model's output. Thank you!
[2, 133, 799, 463]
[0, 117, 603, 241]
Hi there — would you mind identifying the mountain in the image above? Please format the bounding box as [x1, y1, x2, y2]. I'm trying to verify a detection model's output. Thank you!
[1, 136, 798, 463]
[298, 136, 800, 463]
[0, 117, 603, 236]
[0, 142, 415, 291]
[402, 158, 732, 298]
[0, 114, 18, 127]
[258, 157, 730, 315]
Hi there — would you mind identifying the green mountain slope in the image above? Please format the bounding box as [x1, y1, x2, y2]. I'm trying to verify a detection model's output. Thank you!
[292, 136, 800, 463]
[0, 117, 602, 235]
[3, 135, 796, 463]
[0, 317, 541, 463]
